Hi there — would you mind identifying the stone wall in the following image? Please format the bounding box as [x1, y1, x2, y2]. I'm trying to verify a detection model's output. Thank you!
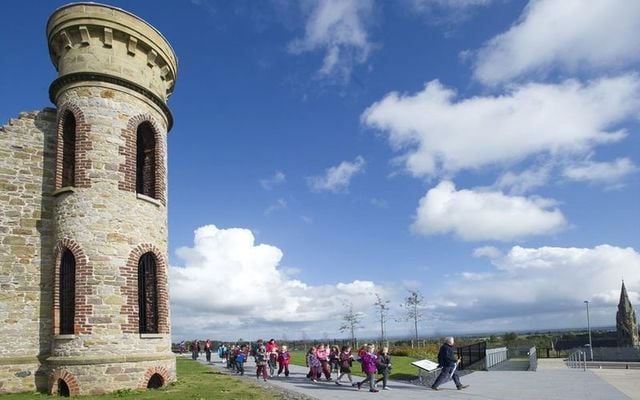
[0, 109, 57, 392]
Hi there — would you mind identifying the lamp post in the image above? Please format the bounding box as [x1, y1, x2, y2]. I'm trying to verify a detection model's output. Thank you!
[584, 300, 593, 361]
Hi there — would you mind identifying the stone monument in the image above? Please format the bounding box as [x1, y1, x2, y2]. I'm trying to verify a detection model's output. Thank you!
[0, 3, 177, 395]
[616, 281, 639, 348]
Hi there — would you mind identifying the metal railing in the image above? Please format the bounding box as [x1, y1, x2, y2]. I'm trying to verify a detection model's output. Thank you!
[528, 346, 537, 371]
[485, 347, 508, 369]
[567, 350, 587, 370]
[457, 341, 487, 370]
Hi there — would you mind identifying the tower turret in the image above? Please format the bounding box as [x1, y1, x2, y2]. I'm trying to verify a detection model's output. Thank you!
[616, 281, 639, 348]
[45, 3, 177, 395]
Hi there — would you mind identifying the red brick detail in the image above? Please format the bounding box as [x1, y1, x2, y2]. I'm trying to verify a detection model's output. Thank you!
[121, 244, 169, 334]
[53, 239, 93, 335]
[55, 104, 92, 189]
[49, 369, 81, 396]
[118, 115, 166, 206]
[138, 366, 170, 389]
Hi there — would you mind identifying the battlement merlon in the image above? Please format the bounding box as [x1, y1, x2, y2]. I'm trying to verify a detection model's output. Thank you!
[47, 3, 178, 129]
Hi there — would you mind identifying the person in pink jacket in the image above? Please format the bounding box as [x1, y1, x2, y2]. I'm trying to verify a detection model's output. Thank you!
[356, 344, 379, 392]
[315, 344, 332, 381]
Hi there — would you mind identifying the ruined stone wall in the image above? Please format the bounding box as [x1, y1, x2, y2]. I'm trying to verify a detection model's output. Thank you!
[0, 109, 57, 393]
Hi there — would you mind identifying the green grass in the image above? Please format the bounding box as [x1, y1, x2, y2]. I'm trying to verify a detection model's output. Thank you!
[0, 358, 277, 400]
[289, 351, 421, 381]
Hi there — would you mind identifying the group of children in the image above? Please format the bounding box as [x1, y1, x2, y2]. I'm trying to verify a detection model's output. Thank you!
[218, 339, 291, 382]
[305, 343, 392, 392]
[209, 339, 392, 393]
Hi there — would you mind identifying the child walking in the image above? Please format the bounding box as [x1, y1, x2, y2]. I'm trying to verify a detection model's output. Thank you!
[356, 344, 379, 393]
[277, 345, 291, 377]
[255, 345, 268, 382]
[335, 345, 354, 385]
[235, 345, 247, 376]
[306, 346, 321, 383]
[375, 346, 392, 390]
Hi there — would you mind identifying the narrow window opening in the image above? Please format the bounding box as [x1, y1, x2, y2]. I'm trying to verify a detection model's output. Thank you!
[138, 253, 158, 333]
[147, 373, 164, 389]
[57, 379, 70, 397]
[60, 249, 76, 335]
[61, 113, 76, 187]
[136, 123, 156, 198]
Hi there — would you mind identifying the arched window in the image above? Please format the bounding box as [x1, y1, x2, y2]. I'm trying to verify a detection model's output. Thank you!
[61, 113, 76, 187]
[138, 252, 158, 333]
[60, 249, 76, 335]
[136, 123, 156, 198]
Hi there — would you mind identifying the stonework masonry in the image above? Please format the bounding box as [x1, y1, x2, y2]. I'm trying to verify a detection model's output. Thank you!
[0, 3, 178, 395]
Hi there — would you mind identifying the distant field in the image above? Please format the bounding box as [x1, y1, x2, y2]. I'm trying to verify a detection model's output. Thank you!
[0, 358, 276, 400]
[289, 350, 422, 380]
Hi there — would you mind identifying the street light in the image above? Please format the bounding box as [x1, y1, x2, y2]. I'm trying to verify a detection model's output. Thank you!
[584, 300, 594, 361]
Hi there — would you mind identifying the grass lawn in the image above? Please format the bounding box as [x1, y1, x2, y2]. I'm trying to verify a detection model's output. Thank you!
[289, 351, 421, 381]
[0, 358, 277, 400]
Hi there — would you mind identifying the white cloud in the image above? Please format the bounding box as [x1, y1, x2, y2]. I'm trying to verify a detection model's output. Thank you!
[472, 0, 640, 85]
[288, 0, 374, 82]
[473, 246, 502, 259]
[307, 155, 366, 193]
[411, 181, 567, 241]
[362, 76, 640, 178]
[563, 158, 637, 186]
[431, 244, 640, 330]
[494, 165, 551, 195]
[260, 171, 286, 190]
[169, 225, 385, 339]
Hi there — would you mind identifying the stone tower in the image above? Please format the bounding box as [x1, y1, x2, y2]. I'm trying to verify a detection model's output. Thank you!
[616, 281, 639, 348]
[0, 3, 177, 395]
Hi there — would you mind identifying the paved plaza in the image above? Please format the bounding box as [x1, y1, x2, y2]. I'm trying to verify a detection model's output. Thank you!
[196, 355, 640, 400]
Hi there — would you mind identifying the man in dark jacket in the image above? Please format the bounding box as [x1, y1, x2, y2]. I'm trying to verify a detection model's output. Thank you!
[431, 337, 469, 391]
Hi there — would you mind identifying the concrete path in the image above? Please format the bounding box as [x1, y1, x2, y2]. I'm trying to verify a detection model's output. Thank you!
[196, 354, 633, 400]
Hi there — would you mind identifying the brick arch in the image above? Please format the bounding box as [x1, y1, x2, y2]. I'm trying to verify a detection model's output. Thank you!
[119, 114, 166, 206]
[138, 365, 171, 389]
[49, 369, 80, 396]
[55, 103, 92, 189]
[53, 238, 93, 335]
[121, 244, 169, 334]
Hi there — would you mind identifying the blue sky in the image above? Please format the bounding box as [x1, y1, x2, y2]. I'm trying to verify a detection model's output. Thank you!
[2, 0, 639, 341]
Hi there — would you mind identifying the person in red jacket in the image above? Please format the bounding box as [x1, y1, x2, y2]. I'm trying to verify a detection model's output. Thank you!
[277, 345, 291, 377]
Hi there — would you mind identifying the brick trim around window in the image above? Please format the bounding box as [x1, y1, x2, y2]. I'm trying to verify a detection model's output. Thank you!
[118, 115, 166, 206]
[53, 238, 92, 335]
[55, 103, 92, 189]
[121, 244, 169, 334]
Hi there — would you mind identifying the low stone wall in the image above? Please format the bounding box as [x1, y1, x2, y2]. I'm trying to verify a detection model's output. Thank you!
[0, 357, 49, 394]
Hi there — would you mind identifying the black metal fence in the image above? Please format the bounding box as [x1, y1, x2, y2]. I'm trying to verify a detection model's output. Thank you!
[457, 341, 486, 370]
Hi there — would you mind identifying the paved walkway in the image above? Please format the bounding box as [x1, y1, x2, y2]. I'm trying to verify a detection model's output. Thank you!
[194, 354, 636, 400]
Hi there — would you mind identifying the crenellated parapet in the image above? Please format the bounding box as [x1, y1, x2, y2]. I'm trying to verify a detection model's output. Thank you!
[47, 3, 178, 129]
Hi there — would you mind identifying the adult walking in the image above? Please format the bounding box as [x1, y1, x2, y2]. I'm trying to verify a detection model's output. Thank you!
[431, 337, 469, 391]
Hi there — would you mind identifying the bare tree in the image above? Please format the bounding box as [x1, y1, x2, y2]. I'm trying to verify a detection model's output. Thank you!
[340, 302, 363, 347]
[400, 291, 424, 348]
[374, 293, 390, 345]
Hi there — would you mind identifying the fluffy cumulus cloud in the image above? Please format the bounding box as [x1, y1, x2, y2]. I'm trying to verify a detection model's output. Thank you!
[472, 0, 640, 85]
[288, 0, 373, 82]
[412, 181, 566, 241]
[433, 244, 640, 331]
[307, 155, 366, 193]
[563, 158, 637, 186]
[362, 76, 640, 178]
[169, 225, 384, 339]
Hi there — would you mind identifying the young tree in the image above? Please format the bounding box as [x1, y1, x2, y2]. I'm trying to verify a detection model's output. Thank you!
[340, 302, 364, 347]
[374, 293, 391, 345]
[400, 291, 424, 348]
